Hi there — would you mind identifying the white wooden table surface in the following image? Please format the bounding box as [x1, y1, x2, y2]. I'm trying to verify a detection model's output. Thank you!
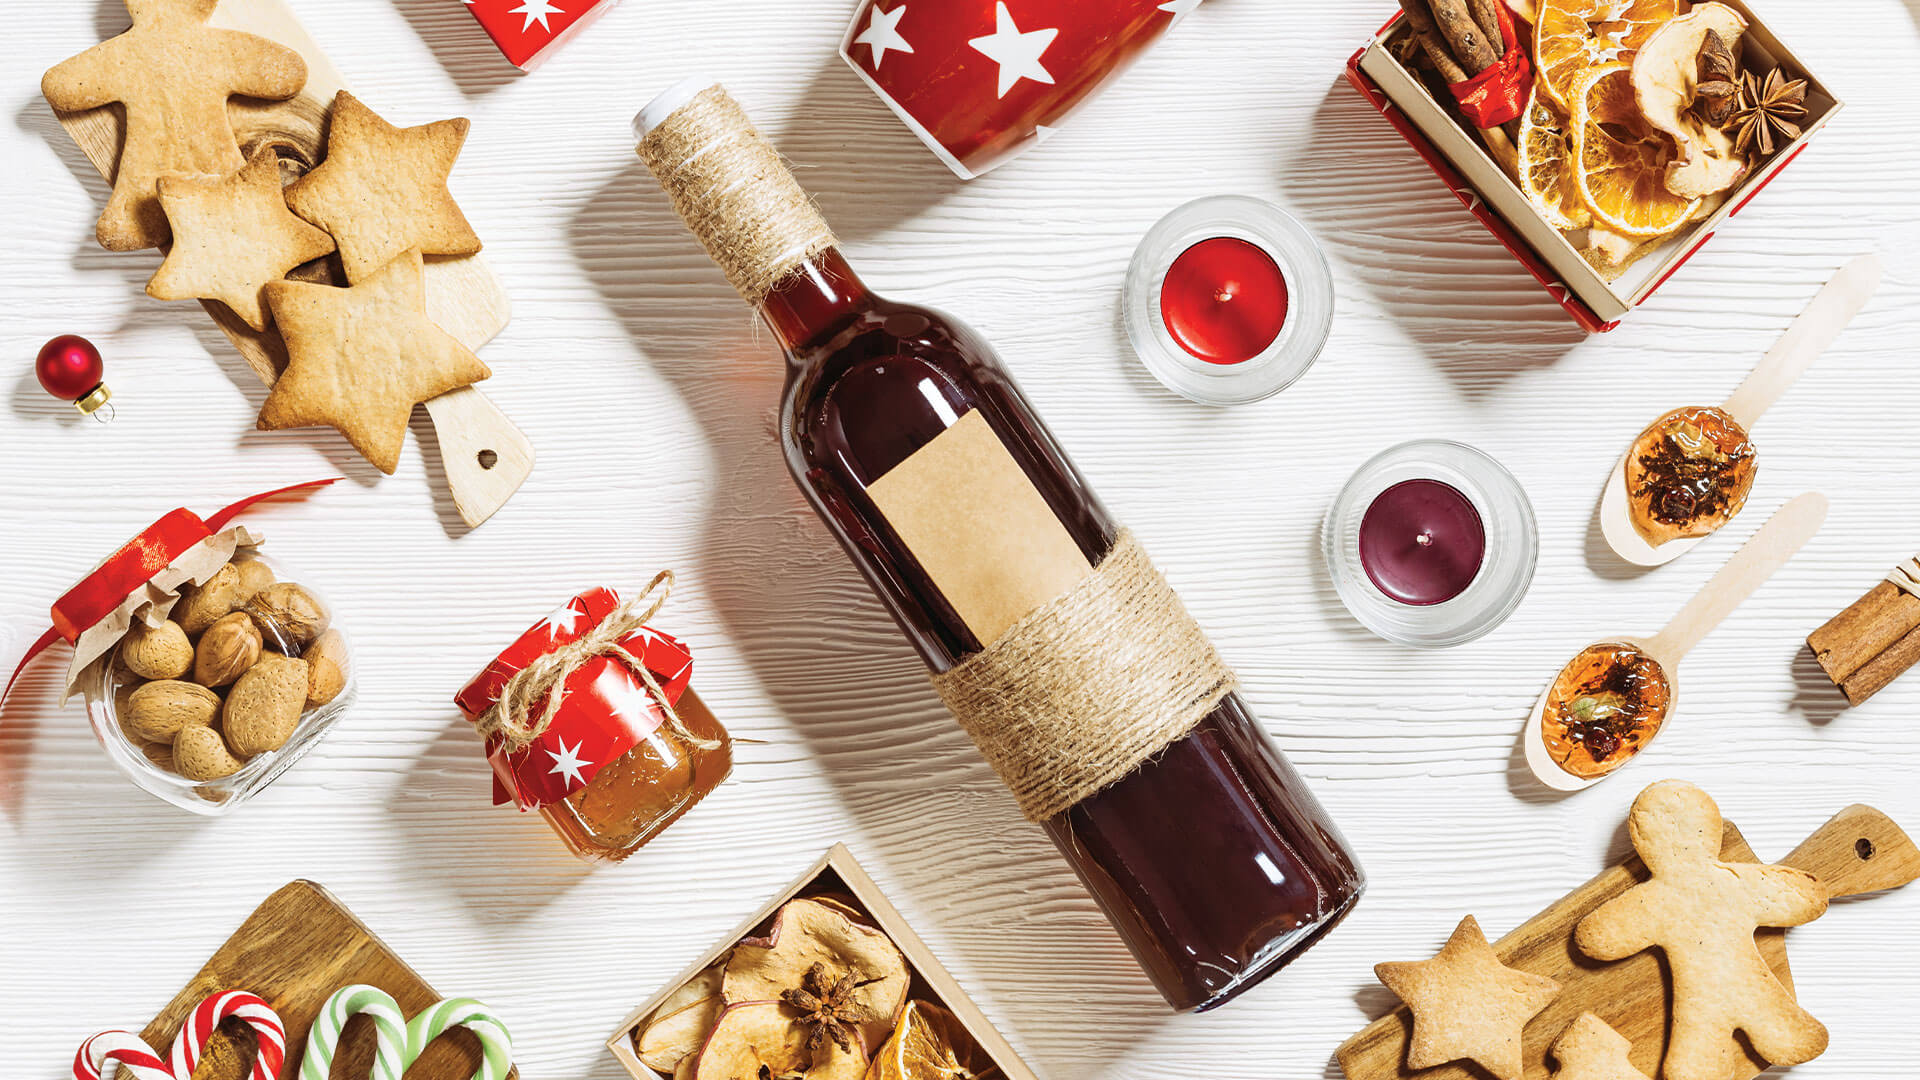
[5, 1, 1920, 1077]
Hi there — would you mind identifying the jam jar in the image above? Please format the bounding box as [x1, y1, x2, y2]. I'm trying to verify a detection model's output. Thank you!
[84, 545, 355, 814]
[455, 585, 732, 862]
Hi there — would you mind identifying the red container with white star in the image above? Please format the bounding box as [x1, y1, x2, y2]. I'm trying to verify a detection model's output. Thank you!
[464, 0, 623, 71]
[454, 585, 733, 862]
[840, 0, 1198, 178]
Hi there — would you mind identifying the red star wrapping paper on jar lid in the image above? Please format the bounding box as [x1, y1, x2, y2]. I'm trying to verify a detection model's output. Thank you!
[454, 585, 695, 809]
[463, 0, 623, 71]
[840, 0, 1200, 178]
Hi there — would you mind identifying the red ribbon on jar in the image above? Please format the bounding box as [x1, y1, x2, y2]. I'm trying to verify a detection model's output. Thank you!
[1447, 1, 1532, 129]
[2, 479, 340, 707]
[454, 581, 695, 810]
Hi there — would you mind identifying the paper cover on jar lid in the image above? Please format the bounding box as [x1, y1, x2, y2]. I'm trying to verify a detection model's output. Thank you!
[464, 0, 624, 70]
[455, 586, 694, 809]
[0, 479, 339, 709]
[839, 0, 1200, 178]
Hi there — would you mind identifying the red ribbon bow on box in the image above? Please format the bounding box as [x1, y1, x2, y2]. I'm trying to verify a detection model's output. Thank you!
[1446, 1, 1533, 129]
[454, 584, 694, 809]
[2, 479, 339, 708]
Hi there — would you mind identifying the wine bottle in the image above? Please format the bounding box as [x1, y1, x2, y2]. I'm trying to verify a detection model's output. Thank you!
[635, 80, 1362, 1011]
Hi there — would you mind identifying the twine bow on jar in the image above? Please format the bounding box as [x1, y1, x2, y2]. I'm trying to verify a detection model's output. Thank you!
[473, 571, 720, 756]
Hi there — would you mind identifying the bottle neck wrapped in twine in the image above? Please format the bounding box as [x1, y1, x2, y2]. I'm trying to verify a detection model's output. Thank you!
[474, 571, 720, 755]
[930, 530, 1238, 823]
[636, 84, 838, 307]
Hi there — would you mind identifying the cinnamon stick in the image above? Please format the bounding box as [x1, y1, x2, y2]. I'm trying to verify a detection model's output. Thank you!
[1429, 0, 1501, 74]
[1467, 0, 1508, 51]
[1397, 0, 1470, 82]
[1808, 564, 1920, 705]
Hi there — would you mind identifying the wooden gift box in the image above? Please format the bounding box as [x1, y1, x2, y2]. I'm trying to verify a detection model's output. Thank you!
[606, 844, 1039, 1080]
[1344, 2, 1841, 332]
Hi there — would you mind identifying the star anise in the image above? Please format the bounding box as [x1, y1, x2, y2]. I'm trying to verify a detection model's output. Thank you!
[781, 962, 871, 1056]
[1730, 67, 1808, 156]
[1691, 29, 1739, 126]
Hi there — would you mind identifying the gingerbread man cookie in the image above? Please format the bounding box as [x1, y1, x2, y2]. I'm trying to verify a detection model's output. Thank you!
[1575, 780, 1829, 1080]
[1375, 914, 1561, 1080]
[41, 0, 307, 251]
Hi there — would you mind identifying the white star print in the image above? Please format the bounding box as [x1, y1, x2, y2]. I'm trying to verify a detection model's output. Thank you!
[1157, 0, 1203, 14]
[1033, 123, 1058, 142]
[546, 738, 591, 790]
[510, 0, 564, 32]
[968, 2, 1058, 99]
[535, 602, 586, 640]
[855, 3, 915, 70]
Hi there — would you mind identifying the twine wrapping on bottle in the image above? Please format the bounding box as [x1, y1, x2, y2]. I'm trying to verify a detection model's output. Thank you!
[473, 572, 720, 755]
[636, 84, 838, 306]
[930, 530, 1238, 823]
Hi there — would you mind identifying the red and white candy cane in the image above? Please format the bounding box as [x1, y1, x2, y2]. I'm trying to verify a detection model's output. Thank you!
[73, 990, 285, 1080]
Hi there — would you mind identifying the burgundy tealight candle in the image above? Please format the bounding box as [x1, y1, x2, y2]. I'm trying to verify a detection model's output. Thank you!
[1160, 237, 1290, 366]
[1358, 479, 1486, 605]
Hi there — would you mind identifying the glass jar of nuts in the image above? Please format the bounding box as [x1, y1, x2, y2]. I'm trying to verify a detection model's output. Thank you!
[84, 545, 353, 814]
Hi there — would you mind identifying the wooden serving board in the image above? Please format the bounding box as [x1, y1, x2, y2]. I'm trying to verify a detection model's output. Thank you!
[138, 880, 518, 1080]
[50, 0, 532, 529]
[1337, 805, 1920, 1080]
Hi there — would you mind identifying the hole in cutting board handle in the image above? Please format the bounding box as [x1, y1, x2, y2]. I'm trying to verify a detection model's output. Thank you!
[477, 449, 498, 470]
[1856, 837, 1877, 860]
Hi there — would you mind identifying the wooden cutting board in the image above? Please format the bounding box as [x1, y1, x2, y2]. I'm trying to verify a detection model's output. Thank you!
[49, 0, 532, 529]
[1337, 805, 1920, 1080]
[137, 880, 518, 1080]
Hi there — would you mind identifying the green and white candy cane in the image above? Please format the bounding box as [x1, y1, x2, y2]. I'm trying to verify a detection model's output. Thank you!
[406, 997, 513, 1080]
[301, 985, 408, 1080]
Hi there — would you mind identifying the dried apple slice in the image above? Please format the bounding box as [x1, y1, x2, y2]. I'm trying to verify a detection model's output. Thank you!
[693, 1002, 812, 1080]
[1631, 2, 1751, 197]
[638, 964, 727, 1072]
[723, 898, 910, 1052]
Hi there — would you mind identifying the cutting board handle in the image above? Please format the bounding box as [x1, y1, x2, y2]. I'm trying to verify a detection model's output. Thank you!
[1781, 804, 1920, 898]
[422, 387, 534, 528]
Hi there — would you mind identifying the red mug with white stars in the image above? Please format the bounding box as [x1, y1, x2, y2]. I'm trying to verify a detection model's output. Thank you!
[839, 0, 1200, 178]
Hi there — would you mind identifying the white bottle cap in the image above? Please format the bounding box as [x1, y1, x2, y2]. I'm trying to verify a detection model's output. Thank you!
[633, 76, 721, 145]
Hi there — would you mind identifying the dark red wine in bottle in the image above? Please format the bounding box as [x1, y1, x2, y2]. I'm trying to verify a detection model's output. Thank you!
[636, 80, 1362, 1011]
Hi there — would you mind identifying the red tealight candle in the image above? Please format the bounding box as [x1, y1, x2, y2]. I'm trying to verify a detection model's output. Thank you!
[1358, 479, 1486, 606]
[1160, 237, 1289, 366]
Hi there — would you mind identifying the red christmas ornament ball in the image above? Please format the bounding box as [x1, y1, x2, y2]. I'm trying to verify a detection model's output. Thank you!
[36, 334, 112, 415]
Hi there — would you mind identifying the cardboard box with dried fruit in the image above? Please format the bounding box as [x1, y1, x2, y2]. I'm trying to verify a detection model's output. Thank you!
[1345, 0, 1841, 331]
[607, 845, 1037, 1080]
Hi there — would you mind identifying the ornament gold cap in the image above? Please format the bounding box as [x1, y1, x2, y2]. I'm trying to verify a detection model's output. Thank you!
[73, 384, 112, 417]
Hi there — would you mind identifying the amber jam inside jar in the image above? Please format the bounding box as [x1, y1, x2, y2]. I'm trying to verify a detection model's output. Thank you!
[1626, 406, 1757, 545]
[1541, 642, 1671, 779]
[542, 688, 732, 862]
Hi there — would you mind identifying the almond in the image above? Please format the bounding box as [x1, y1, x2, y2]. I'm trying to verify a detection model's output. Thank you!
[224, 654, 308, 756]
[304, 628, 349, 707]
[174, 724, 244, 781]
[121, 618, 193, 680]
[140, 740, 177, 774]
[194, 611, 263, 688]
[244, 582, 329, 653]
[232, 556, 275, 606]
[175, 563, 243, 636]
[124, 680, 220, 743]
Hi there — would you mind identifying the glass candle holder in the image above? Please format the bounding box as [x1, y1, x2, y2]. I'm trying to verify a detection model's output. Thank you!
[1123, 195, 1335, 406]
[1323, 440, 1537, 648]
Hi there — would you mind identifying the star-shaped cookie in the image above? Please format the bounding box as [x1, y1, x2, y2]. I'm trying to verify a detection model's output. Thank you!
[259, 249, 489, 473]
[147, 148, 336, 330]
[285, 91, 482, 282]
[42, 0, 307, 251]
[1375, 915, 1562, 1080]
[1550, 1014, 1653, 1080]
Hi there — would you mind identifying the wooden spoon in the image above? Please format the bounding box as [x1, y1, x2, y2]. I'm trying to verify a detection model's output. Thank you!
[1600, 256, 1879, 566]
[1526, 492, 1828, 792]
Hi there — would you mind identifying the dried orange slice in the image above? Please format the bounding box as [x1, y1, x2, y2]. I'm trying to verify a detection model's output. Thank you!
[865, 1001, 1003, 1080]
[1517, 89, 1590, 230]
[1570, 63, 1697, 238]
[1536, 0, 1690, 113]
